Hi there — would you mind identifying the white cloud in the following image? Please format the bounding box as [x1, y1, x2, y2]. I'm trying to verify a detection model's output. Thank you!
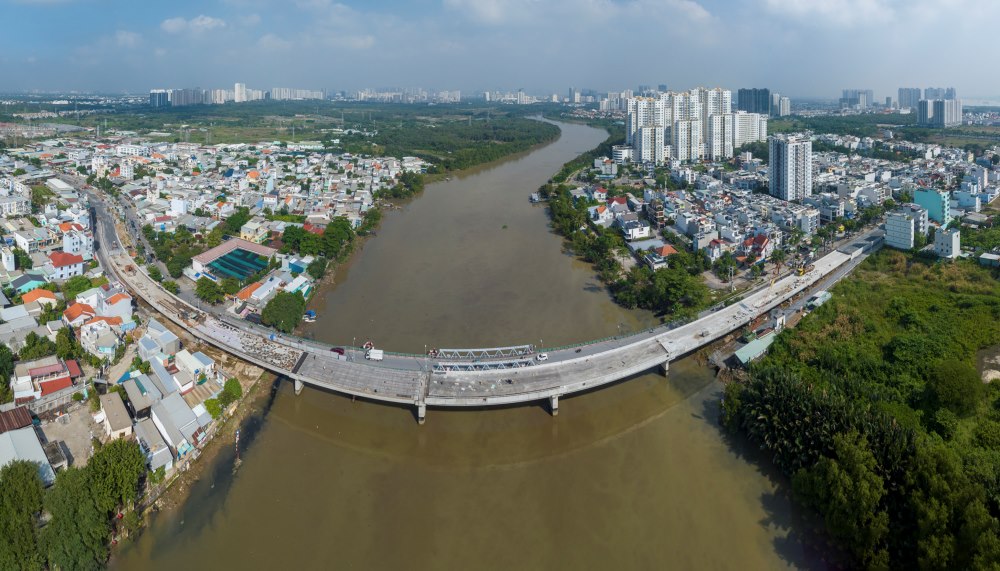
[762, 0, 894, 27]
[257, 33, 291, 50]
[161, 15, 227, 34]
[114, 30, 140, 48]
[240, 13, 262, 26]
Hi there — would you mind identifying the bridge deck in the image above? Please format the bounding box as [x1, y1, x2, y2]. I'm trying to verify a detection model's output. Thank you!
[90, 187, 861, 412]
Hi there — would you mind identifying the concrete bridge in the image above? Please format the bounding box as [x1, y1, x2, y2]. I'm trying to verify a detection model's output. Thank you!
[89, 191, 873, 423]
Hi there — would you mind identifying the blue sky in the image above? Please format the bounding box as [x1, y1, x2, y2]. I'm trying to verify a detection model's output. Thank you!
[0, 0, 996, 99]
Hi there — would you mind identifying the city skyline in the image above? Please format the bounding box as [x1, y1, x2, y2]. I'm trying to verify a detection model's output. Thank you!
[2, 0, 1000, 98]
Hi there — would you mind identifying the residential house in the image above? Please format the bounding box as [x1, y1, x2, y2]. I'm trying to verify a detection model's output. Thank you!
[151, 393, 201, 459]
[135, 418, 173, 474]
[9, 356, 79, 403]
[137, 318, 180, 363]
[11, 274, 47, 295]
[46, 251, 85, 281]
[100, 392, 133, 440]
[79, 316, 123, 357]
[62, 302, 96, 328]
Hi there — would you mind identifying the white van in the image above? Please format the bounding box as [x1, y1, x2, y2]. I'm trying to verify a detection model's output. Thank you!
[366, 349, 384, 361]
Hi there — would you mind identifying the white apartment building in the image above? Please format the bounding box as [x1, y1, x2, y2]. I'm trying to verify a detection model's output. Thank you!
[769, 135, 812, 201]
[935, 228, 961, 259]
[63, 230, 94, 261]
[634, 126, 666, 164]
[707, 114, 734, 161]
[234, 82, 247, 103]
[115, 145, 149, 157]
[885, 211, 915, 250]
[672, 120, 702, 162]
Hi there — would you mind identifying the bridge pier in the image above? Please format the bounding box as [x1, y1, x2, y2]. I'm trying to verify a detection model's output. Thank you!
[294, 379, 304, 396]
[549, 395, 559, 416]
[660, 360, 670, 376]
[417, 402, 426, 425]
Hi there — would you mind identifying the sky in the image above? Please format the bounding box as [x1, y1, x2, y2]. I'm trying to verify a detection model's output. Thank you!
[0, 0, 997, 99]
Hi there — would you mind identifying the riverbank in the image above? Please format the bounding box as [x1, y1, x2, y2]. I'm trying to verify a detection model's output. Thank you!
[112, 370, 274, 556]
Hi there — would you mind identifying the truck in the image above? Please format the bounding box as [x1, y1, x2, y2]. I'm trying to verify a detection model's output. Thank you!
[365, 349, 384, 361]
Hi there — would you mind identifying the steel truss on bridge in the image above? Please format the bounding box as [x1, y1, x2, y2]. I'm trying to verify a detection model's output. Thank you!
[432, 359, 535, 372]
[433, 345, 535, 360]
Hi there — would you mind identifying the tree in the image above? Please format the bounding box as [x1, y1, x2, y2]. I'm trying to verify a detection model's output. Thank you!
[925, 359, 983, 417]
[0, 343, 14, 403]
[771, 248, 787, 276]
[165, 257, 187, 279]
[61, 275, 94, 301]
[162, 281, 180, 295]
[220, 277, 241, 296]
[86, 439, 146, 515]
[205, 398, 222, 419]
[0, 461, 45, 571]
[147, 265, 162, 282]
[306, 256, 328, 280]
[218, 378, 243, 408]
[55, 327, 79, 361]
[13, 248, 32, 270]
[42, 468, 108, 571]
[793, 431, 889, 568]
[19, 332, 56, 361]
[195, 277, 224, 304]
[261, 291, 305, 333]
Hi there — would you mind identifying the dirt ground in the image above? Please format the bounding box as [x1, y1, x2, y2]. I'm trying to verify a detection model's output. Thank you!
[39, 401, 102, 468]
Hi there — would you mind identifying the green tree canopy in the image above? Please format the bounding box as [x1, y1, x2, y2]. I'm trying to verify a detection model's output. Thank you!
[261, 291, 305, 333]
[195, 277, 224, 304]
[925, 359, 984, 417]
[42, 468, 108, 571]
[0, 460, 45, 571]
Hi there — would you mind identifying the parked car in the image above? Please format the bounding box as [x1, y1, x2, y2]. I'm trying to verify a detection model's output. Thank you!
[330, 347, 345, 355]
[536, 353, 549, 361]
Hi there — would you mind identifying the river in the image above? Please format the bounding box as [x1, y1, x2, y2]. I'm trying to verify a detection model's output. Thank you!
[114, 120, 824, 570]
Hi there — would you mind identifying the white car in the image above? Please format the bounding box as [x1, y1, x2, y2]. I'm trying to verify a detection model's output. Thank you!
[536, 353, 549, 361]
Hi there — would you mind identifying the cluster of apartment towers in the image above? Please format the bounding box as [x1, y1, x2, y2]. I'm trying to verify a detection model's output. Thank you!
[620, 87, 780, 165]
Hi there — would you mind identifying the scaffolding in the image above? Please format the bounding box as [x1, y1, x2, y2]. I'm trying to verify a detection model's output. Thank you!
[433, 345, 534, 360]
[432, 359, 535, 373]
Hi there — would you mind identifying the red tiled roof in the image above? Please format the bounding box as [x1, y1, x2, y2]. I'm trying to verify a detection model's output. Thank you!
[40, 376, 72, 396]
[49, 251, 84, 268]
[22, 288, 56, 303]
[63, 302, 95, 322]
[656, 244, 679, 257]
[236, 282, 262, 301]
[106, 293, 130, 305]
[65, 360, 82, 378]
[83, 316, 123, 328]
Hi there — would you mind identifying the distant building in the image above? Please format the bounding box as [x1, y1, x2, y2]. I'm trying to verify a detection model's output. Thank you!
[149, 89, 169, 108]
[769, 135, 812, 201]
[737, 88, 770, 115]
[898, 87, 921, 110]
[918, 99, 963, 128]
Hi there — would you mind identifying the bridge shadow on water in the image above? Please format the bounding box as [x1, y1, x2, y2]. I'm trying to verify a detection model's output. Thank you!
[700, 393, 847, 570]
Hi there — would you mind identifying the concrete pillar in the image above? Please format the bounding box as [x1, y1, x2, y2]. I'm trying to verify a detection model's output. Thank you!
[417, 402, 426, 425]
[294, 379, 304, 396]
[549, 394, 559, 416]
[660, 360, 670, 377]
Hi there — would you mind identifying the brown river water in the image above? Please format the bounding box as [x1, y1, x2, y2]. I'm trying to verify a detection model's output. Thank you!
[113, 120, 826, 570]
